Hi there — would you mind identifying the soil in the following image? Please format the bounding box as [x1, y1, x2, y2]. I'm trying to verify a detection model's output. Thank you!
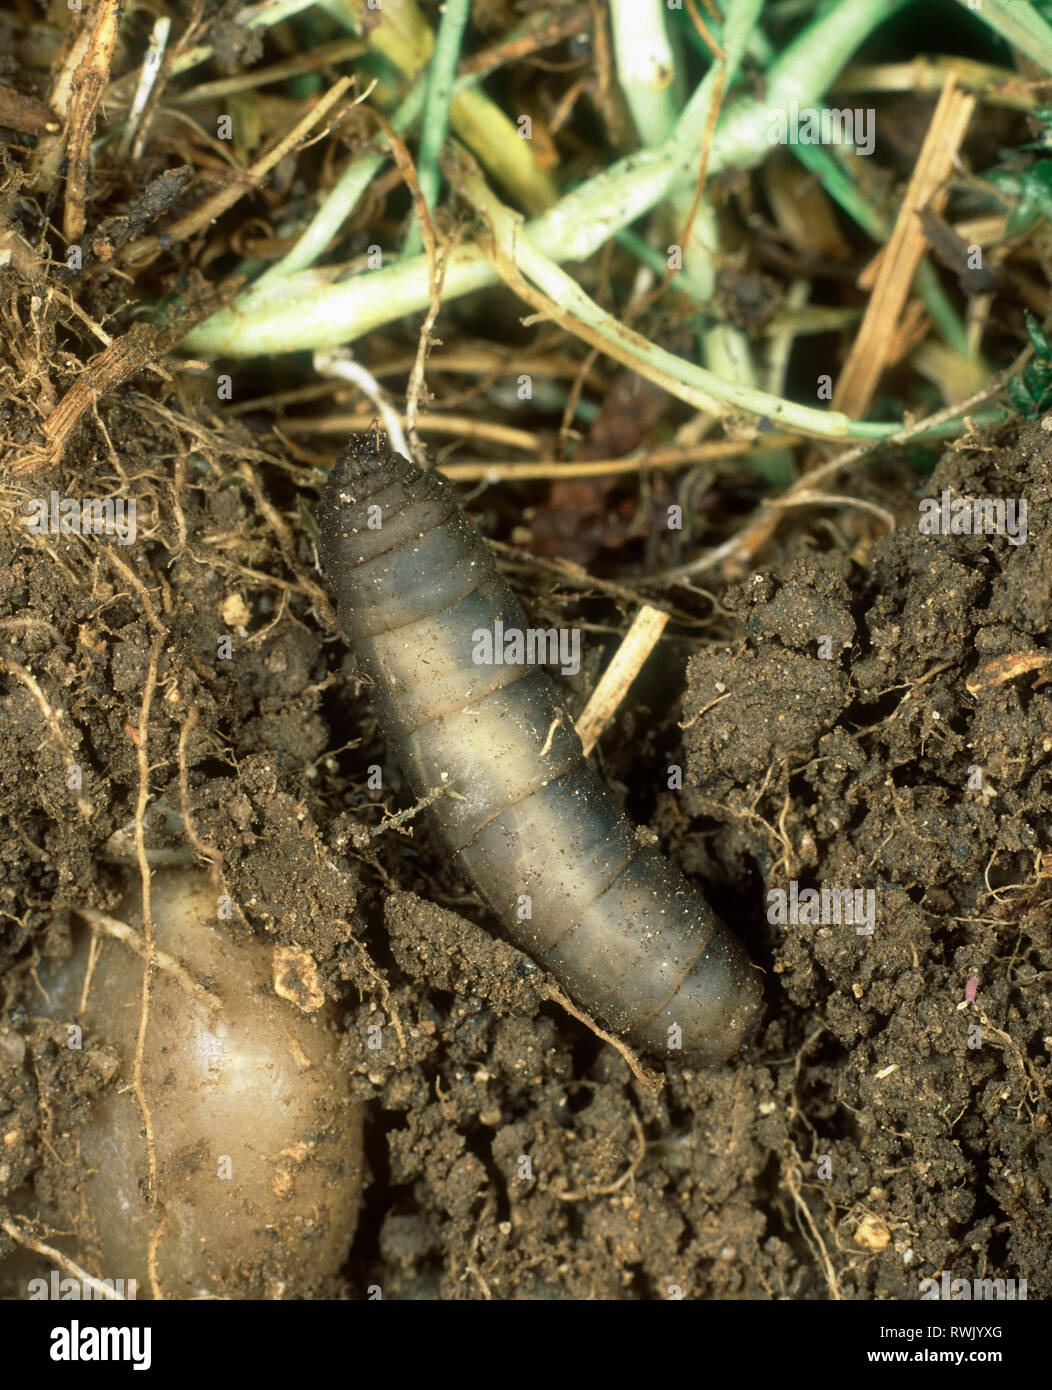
[1, 348, 1048, 1299]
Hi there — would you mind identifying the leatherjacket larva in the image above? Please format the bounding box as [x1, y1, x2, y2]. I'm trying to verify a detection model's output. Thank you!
[317, 430, 762, 1065]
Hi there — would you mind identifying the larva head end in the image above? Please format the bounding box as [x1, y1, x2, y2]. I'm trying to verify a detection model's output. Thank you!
[318, 431, 405, 564]
[329, 428, 396, 487]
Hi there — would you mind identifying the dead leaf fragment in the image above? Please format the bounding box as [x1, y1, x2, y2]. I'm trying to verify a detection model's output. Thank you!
[273, 944, 325, 1013]
[966, 652, 1052, 697]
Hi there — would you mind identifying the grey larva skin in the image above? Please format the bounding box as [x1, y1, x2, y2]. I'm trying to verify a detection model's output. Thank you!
[318, 432, 762, 1065]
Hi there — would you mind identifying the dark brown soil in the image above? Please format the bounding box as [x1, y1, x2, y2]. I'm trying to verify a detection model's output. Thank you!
[1, 373, 1048, 1298]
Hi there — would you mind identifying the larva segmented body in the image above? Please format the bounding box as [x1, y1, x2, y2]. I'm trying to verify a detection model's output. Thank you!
[318, 432, 762, 1065]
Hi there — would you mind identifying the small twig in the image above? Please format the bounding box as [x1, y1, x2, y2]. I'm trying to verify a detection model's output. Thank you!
[576, 606, 670, 757]
[63, 0, 123, 243]
[406, 237, 455, 464]
[0, 617, 63, 643]
[538, 714, 563, 760]
[121, 15, 172, 160]
[677, 689, 729, 733]
[439, 434, 802, 481]
[9, 323, 185, 474]
[463, 1194, 497, 1300]
[832, 74, 976, 419]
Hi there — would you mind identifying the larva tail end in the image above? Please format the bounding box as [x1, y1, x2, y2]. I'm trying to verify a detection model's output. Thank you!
[675, 980, 764, 1069]
[647, 952, 764, 1069]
